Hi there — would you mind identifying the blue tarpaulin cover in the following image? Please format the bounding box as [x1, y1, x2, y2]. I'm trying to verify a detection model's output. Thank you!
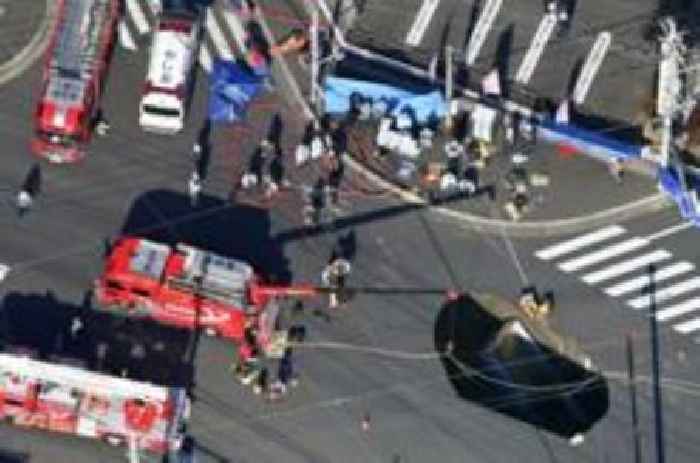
[658, 165, 700, 224]
[208, 59, 267, 123]
[538, 120, 642, 161]
[323, 76, 446, 123]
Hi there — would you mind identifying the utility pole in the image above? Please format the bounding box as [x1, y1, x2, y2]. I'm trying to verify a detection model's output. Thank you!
[445, 44, 454, 131]
[647, 264, 666, 463]
[657, 18, 684, 168]
[309, 0, 321, 112]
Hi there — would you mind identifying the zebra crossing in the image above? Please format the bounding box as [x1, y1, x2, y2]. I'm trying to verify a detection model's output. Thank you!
[535, 224, 700, 336]
[118, 0, 248, 73]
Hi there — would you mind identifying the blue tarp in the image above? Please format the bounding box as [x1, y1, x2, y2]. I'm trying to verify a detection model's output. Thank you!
[658, 165, 700, 224]
[323, 76, 446, 124]
[538, 120, 643, 161]
[208, 59, 267, 124]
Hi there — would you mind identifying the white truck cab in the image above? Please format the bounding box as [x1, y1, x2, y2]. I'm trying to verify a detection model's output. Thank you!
[139, 10, 201, 134]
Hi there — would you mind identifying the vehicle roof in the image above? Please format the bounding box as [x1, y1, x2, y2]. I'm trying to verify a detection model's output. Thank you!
[44, 0, 116, 107]
[147, 20, 197, 91]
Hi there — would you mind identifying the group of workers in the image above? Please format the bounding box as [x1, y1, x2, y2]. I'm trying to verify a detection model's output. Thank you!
[234, 320, 299, 400]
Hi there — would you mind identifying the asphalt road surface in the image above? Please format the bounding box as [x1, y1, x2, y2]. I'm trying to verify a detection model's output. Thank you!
[324, 0, 682, 126]
[1, 3, 700, 463]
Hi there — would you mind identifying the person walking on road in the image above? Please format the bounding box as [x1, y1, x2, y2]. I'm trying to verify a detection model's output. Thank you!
[15, 189, 33, 217]
[188, 171, 202, 207]
[322, 253, 352, 309]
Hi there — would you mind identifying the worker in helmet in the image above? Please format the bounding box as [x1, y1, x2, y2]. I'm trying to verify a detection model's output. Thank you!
[322, 253, 352, 309]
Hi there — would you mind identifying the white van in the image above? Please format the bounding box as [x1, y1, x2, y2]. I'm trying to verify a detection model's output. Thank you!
[139, 11, 201, 134]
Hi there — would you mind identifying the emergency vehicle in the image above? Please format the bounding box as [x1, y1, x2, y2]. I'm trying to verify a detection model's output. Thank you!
[32, 0, 120, 163]
[139, 10, 202, 134]
[94, 237, 321, 348]
[0, 352, 189, 454]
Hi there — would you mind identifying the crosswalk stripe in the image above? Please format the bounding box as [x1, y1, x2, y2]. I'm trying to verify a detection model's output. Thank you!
[673, 318, 700, 334]
[535, 225, 626, 261]
[206, 8, 235, 61]
[558, 237, 649, 272]
[118, 20, 138, 51]
[126, 0, 151, 35]
[405, 0, 441, 47]
[221, 9, 248, 52]
[656, 297, 700, 322]
[605, 261, 695, 297]
[581, 250, 672, 284]
[199, 46, 213, 73]
[514, 13, 557, 85]
[627, 276, 700, 310]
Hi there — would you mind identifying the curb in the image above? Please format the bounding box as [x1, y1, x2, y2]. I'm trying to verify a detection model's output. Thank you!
[259, 2, 673, 238]
[0, 0, 56, 87]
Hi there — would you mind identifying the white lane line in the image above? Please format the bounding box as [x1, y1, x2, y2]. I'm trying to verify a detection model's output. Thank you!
[647, 221, 694, 241]
[657, 297, 700, 322]
[0, 263, 9, 281]
[199, 46, 213, 73]
[627, 276, 700, 310]
[605, 261, 695, 297]
[222, 9, 248, 53]
[206, 8, 235, 61]
[582, 250, 672, 284]
[673, 318, 700, 334]
[118, 21, 138, 51]
[572, 31, 612, 105]
[126, 0, 151, 35]
[405, 0, 441, 47]
[514, 13, 557, 85]
[558, 237, 649, 273]
[535, 225, 626, 261]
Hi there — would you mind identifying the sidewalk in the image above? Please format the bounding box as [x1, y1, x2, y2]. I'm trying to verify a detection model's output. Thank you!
[254, 0, 670, 236]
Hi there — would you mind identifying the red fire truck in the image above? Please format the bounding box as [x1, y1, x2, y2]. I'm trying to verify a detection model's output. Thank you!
[94, 237, 321, 347]
[32, 0, 120, 163]
[0, 352, 189, 454]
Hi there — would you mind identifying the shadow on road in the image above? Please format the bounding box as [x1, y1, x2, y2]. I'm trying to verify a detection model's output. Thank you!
[0, 449, 28, 463]
[433, 293, 609, 439]
[0, 291, 194, 388]
[120, 189, 292, 284]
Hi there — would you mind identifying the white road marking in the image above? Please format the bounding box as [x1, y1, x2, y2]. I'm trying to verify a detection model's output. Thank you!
[605, 261, 695, 297]
[0, 264, 9, 281]
[657, 297, 700, 322]
[535, 225, 626, 261]
[558, 237, 649, 272]
[222, 9, 248, 53]
[118, 21, 138, 51]
[126, 0, 151, 35]
[673, 318, 700, 334]
[199, 46, 213, 73]
[572, 31, 612, 105]
[581, 250, 672, 284]
[465, 0, 502, 66]
[206, 8, 235, 61]
[514, 13, 557, 85]
[627, 276, 700, 310]
[405, 0, 441, 47]
[647, 221, 693, 241]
